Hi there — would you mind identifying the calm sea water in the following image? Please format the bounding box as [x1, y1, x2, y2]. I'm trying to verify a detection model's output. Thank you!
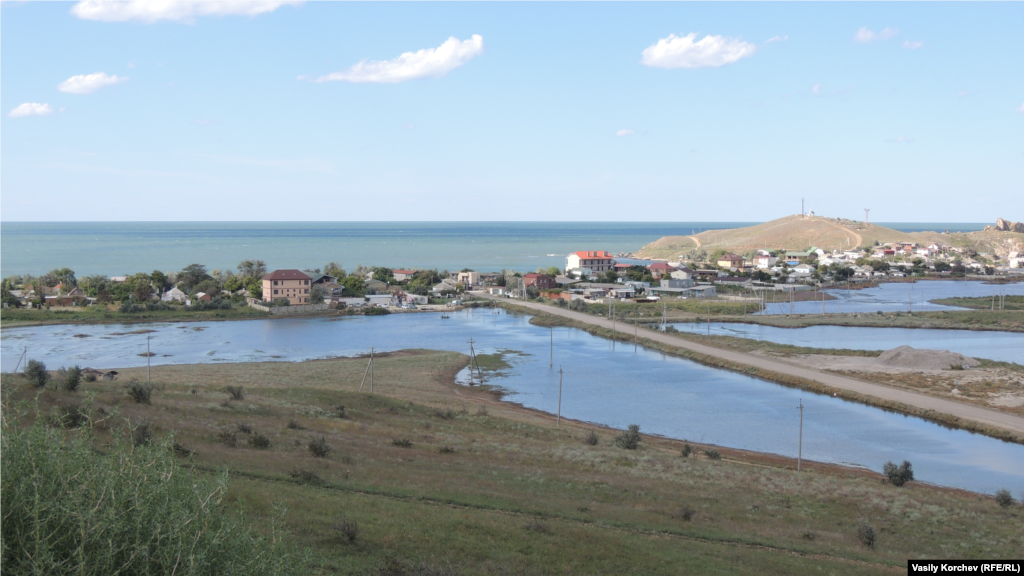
[0, 221, 984, 277]
[3, 309, 1022, 495]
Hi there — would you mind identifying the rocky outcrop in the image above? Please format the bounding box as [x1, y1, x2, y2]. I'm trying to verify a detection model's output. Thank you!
[992, 218, 1024, 233]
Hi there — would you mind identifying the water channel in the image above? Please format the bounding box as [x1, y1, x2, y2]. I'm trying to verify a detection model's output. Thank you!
[755, 280, 1024, 315]
[3, 309, 1023, 495]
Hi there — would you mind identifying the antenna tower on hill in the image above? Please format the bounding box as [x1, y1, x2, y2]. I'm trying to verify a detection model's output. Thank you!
[864, 208, 870, 224]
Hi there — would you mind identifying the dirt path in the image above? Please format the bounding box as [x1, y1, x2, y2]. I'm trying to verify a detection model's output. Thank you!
[479, 294, 1024, 437]
[825, 219, 861, 248]
[690, 235, 701, 248]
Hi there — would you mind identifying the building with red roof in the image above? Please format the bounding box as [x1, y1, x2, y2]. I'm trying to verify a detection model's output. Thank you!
[262, 269, 312, 305]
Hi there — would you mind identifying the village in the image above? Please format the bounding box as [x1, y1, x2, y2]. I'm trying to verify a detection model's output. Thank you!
[3, 237, 1022, 315]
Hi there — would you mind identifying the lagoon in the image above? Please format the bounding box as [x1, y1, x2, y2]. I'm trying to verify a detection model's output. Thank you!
[756, 280, 1024, 315]
[4, 309, 1023, 495]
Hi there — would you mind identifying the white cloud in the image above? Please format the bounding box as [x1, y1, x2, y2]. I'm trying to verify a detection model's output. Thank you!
[812, 83, 822, 96]
[616, 129, 635, 137]
[1017, 102, 1024, 113]
[641, 33, 757, 69]
[310, 35, 484, 84]
[902, 40, 924, 50]
[9, 103, 54, 118]
[853, 27, 899, 44]
[58, 72, 129, 94]
[765, 35, 788, 44]
[70, 0, 302, 23]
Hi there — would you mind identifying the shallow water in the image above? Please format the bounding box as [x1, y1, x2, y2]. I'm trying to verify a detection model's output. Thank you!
[668, 322, 1024, 364]
[3, 309, 1022, 495]
[756, 280, 1024, 315]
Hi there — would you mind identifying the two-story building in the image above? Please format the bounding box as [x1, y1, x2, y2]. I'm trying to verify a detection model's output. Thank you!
[262, 269, 312, 305]
[566, 251, 616, 275]
[524, 273, 556, 290]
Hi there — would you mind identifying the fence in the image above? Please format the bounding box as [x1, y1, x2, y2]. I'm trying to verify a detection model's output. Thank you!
[246, 298, 330, 315]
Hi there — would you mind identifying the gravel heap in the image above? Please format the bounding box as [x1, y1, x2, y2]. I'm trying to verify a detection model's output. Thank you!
[878, 345, 979, 371]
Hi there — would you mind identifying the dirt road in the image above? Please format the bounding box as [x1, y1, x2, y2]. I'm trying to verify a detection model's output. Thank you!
[479, 294, 1024, 437]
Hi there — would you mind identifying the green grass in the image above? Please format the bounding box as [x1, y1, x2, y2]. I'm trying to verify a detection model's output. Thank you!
[0, 303, 271, 327]
[931, 296, 1024, 311]
[4, 352, 1022, 574]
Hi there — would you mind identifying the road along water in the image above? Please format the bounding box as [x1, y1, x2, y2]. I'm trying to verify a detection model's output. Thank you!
[3, 309, 1023, 495]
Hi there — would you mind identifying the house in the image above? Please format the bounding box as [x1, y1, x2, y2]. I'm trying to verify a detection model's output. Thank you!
[792, 264, 816, 275]
[754, 254, 778, 269]
[647, 262, 676, 278]
[366, 294, 395, 307]
[161, 287, 189, 303]
[309, 274, 339, 286]
[712, 276, 753, 287]
[393, 270, 416, 282]
[555, 275, 582, 286]
[364, 279, 388, 294]
[669, 268, 695, 280]
[335, 297, 366, 308]
[488, 286, 508, 296]
[195, 292, 213, 302]
[716, 254, 745, 269]
[431, 281, 458, 294]
[110, 276, 128, 283]
[565, 251, 616, 274]
[524, 273, 556, 290]
[457, 271, 481, 286]
[262, 269, 312, 305]
[404, 294, 429, 305]
[319, 282, 345, 296]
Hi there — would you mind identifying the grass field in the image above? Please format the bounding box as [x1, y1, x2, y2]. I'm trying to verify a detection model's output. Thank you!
[5, 351, 1022, 574]
[931, 296, 1024, 312]
[0, 302, 271, 328]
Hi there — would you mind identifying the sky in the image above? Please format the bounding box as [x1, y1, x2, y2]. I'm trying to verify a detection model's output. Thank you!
[2, 1, 1022, 223]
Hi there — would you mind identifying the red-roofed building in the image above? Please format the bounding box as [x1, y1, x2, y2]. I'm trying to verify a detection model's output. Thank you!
[393, 270, 416, 282]
[262, 269, 312, 305]
[646, 262, 676, 279]
[524, 273, 556, 290]
[566, 251, 616, 274]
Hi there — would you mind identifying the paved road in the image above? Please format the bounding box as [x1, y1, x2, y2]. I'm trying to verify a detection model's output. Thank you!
[478, 294, 1024, 437]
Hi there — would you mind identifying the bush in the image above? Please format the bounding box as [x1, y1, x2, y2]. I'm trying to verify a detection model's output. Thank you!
[145, 301, 171, 311]
[994, 489, 1015, 508]
[857, 522, 876, 547]
[681, 443, 692, 458]
[127, 381, 153, 404]
[218, 432, 238, 448]
[132, 422, 154, 446]
[704, 449, 721, 460]
[335, 405, 347, 418]
[51, 403, 88, 429]
[433, 408, 456, 420]
[883, 460, 914, 487]
[288, 468, 322, 485]
[248, 433, 271, 449]
[58, 365, 83, 392]
[333, 516, 358, 543]
[236, 422, 253, 435]
[84, 372, 98, 383]
[287, 419, 304, 430]
[225, 386, 245, 401]
[24, 359, 49, 388]
[392, 438, 413, 448]
[584, 431, 599, 446]
[119, 302, 145, 313]
[438, 446, 456, 454]
[674, 505, 695, 521]
[614, 424, 641, 450]
[308, 435, 331, 458]
[1, 409, 302, 575]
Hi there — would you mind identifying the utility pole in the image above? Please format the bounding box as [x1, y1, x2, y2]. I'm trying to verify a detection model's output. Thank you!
[147, 335, 151, 382]
[13, 347, 27, 374]
[370, 347, 374, 393]
[797, 399, 804, 472]
[359, 347, 375, 392]
[550, 327, 553, 367]
[557, 367, 563, 427]
[662, 300, 667, 331]
[706, 299, 711, 335]
[864, 208, 870, 224]
[634, 315, 638, 352]
[468, 338, 482, 383]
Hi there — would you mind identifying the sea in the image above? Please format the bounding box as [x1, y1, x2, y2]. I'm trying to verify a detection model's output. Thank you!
[0, 221, 988, 277]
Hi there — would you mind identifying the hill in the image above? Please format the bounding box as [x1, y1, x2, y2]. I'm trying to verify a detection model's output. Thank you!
[636, 215, 1024, 261]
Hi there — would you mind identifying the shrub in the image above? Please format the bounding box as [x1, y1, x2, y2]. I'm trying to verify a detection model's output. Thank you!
[225, 386, 245, 401]
[883, 460, 914, 487]
[333, 516, 358, 543]
[248, 433, 271, 449]
[218, 432, 238, 448]
[674, 505, 695, 521]
[614, 424, 641, 450]
[433, 408, 456, 420]
[1, 409, 302, 575]
[236, 422, 253, 435]
[994, 489, 1015, 508]
[132, 422, 153, 446]
[681, 443, 692, 458]
[308, 436, 331, 458]
[438, 446, 456, 454]
[704, 449, 721, 460]
[288, 468, 322, 485]
[24, 359, 49, 388]
[584, 431, 599, 446]
[119, 302, 145, 313]
[84, 372, 98, 383]
[58, 365, 83, 392]
[287, 419, 304, 430]
[173, 443, 195, 458]
[51, 403, 88, 429]
[335, 405, 347, 418]
[127, 380, 152, 404]
[392, 438, 412, 448]
[857, 522, 876, 547]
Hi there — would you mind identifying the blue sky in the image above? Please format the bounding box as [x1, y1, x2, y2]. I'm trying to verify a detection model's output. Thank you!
[2, 1, 1022, 222]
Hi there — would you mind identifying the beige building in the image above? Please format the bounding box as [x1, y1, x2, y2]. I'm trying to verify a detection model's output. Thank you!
[262, 269, 312, 305]
[566, 251, 616, 274]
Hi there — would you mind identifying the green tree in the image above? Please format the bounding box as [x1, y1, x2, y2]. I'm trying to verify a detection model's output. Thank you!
[324, 262, 346, 278]
[48, 268, 77, 288]
[309, 285, 325, 304]
[2, 285, 21, 308]
[178, 264, 211, 290]
[341, 275, 366, 297]
[372, 267, 394, 283]
[604, 270, 619, 283]
[150, 270, 169, 292]
[236, 260, 267, 279]
[245, 277, 263, 299]
[224, 276, 244, 292]
[545, 266, 561, 277]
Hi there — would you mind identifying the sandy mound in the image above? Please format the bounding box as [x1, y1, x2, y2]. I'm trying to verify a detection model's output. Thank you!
[878, 346, 979, 370]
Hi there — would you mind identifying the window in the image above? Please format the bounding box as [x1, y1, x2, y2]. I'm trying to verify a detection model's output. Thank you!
[274, 289, 278, 295]
[274, 280, 278, 286]
[305, 289, 309, 294]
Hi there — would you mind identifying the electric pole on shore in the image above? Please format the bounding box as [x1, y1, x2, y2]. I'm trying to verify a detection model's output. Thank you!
[360, 347, 375, 392]
[147, 335, 151, 382]
[549, 327, 553, 367]
[557, 366, 563, 427]
[797, 400, 804, 472]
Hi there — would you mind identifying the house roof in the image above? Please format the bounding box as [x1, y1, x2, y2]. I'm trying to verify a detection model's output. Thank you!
[718, 254, 744, 261]
[571, 251, 614, 259]
[647, 262, 675, 270]
[263, 269, 312, 281]
[393, 269, 415, 275]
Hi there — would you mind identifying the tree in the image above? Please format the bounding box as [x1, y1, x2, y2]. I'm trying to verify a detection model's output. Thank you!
[245, 277, 263, 299]
[372, 267, 394, 283]
[340, 276, 366, 297]
[324, 262, 346, 278]
[309, 285, 325, 304]
[236, 260, 267, 279]
[604, 270, 619, 283]
[933, 261, 951, 273]
[495, 275, 506, 287]
[545, 266, 561, 277]
[224, 276, 244, 293]
[2, 285, 21, 308]
[179, 264, 211, 290]
[191, 279, 220, 297]
[48, 268, 77, 288]
[150, 271, 170, 292]
[883, 460, 914, 487]
[132, 284, 153, 302]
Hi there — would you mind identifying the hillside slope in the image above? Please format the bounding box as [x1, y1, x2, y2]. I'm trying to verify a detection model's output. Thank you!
[637, 215, 1023, 260]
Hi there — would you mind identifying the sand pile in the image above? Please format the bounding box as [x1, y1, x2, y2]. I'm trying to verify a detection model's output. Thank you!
[878, 346, 979, 370]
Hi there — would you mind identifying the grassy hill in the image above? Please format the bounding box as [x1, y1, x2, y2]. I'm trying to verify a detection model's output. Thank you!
[636, 215, 1024, 260]
[5, 350, 1021, 574]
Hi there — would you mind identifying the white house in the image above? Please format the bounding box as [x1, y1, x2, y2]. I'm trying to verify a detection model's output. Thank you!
[565, 251, 616, 274]
[161, 287, 189, 303]
[754, 255, 778, 269]
[366, 294, 395, 307]
[457, 271, 481, 286]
